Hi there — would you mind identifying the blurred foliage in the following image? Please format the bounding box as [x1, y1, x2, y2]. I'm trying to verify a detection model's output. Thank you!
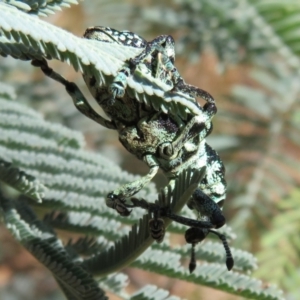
[255, 189, 300, 298]
[0, 0, 300, 299]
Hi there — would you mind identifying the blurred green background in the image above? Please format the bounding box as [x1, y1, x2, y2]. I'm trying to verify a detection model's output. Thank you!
[0, 1, 300, 299]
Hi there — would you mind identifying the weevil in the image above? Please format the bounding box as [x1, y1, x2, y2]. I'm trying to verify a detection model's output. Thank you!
[31, 26, 233, 271]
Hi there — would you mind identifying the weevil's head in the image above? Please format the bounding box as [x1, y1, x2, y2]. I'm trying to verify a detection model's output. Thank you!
[84, 26, 146, 48]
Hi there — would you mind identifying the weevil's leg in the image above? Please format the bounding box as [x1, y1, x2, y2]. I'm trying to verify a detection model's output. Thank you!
[158, 102, 217, 159]
[161, 59, 216, 104]
[151, 51, 216, 104]
[157, 54, 216, 104]
[106, 154, 159, 216]
[163, 211, 214, 229]
[108, 35, 175, 98]
[184, 226, 234, 272]
[128, 197, 152, 210]
[154, 50, 216, 104]
[185, 227, 208, 273]
[108, 67, 130, 100]
[31, 59, 116, 130]
[138, 39, 216, 105]
[162, 188, 225, 229]
[129, 35, 175, 71]
[174, 81, 216, 104]
[208, 229, 234, 271]
[188, 188, 226, 229]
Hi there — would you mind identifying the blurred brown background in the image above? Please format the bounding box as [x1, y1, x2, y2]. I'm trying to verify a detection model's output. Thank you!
[1, 1, 300, 299]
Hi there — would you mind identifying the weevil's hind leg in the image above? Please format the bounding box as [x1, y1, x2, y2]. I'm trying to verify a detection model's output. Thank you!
[189, 243, 197, 273]
[184, 226, 234, 272]
[184, 227, 208, 273]
[188, 188, 226, 229]
[161, 187, 226, 230]
[208, 229, 234, 271]
[163, 211, 214, 229]
[31, 59, 116, 130]
[106, 154, 159, 216]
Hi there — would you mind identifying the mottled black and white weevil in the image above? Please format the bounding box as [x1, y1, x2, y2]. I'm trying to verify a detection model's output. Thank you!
[32, 26, 234, 273]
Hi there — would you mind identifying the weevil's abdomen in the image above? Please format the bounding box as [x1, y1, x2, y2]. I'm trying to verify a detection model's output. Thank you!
[199, 143, 226, 206]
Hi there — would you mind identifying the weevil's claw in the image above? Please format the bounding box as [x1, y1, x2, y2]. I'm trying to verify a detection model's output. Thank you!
[226, 257, 234, 271]
[106, 193, 132, 216]
[189, 261, 196, 274]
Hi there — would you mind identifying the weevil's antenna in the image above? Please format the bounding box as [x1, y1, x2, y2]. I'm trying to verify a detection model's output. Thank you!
[209, 229, 234, 271]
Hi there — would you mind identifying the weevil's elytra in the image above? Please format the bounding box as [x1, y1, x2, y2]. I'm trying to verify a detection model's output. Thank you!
[31, 26, 233, 272]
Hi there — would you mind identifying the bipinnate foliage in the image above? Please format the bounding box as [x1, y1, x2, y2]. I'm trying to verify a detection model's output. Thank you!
[0, 1, 286, 300]
[131, 0, 300, 68]
[2, 0, 80, 16]
[0, 1, 203, 119]
[0, 90, 283, 300]
[121, 2, 300, 298]
[255, 189, 300, 296]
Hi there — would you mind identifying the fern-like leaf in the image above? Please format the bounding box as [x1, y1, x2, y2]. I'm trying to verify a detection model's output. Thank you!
[0, 89, 284, 299]
[3, 0, 79, 16]
[81, 168, 203, 276]
[0, 158, 46, 202]
[129, 285, 181, 300]
[132, 254, 283, 300]
[256, 189, 300, 299]
[0, 193, 107, 300]
[0, 2, 203, 118]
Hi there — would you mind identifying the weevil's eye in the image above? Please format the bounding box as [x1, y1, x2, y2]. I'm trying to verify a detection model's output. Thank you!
[158, 142, 177, 160]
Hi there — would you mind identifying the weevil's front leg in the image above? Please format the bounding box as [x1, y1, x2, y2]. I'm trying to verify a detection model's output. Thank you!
[31, 59, 116, 130]
[106, 154, 159, 216]
[173, 80, 216, 104]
